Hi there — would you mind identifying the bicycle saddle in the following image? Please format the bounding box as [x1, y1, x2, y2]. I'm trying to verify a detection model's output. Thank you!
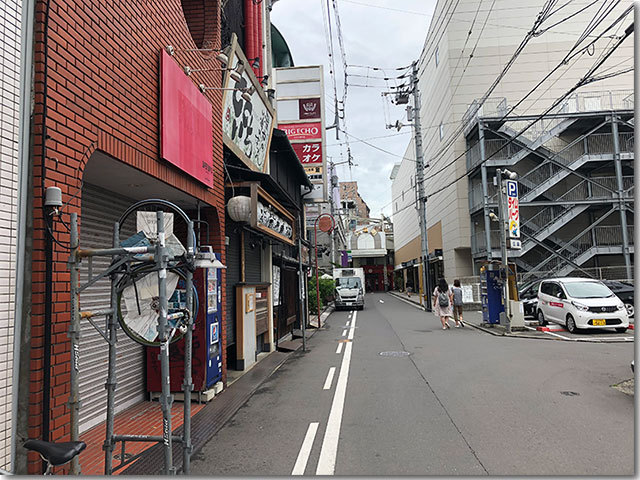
[24, 440, 86, 466]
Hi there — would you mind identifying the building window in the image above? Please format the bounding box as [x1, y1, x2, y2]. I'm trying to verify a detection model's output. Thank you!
[435, 46, 439, 67]
[439, 122, 444, 140]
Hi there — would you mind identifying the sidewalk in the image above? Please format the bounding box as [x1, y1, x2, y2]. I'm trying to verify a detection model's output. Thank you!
[117, 305, 334, 475]
[388, 290, 542, 338]
[387, 291, 634, 341]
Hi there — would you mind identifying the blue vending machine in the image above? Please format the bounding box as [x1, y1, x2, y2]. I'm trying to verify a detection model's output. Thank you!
[200, 256, 223, 388]
[481, 263, 504, 324]
[146, 253, 223, 393]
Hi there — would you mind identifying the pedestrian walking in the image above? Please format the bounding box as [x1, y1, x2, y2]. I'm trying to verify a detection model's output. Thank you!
[451, 279, 465, 327]
[433, 278, 454, 329]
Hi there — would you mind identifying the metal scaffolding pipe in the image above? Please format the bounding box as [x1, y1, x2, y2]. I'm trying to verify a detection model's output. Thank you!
[104, 223, 120, 475]
[182, 221, 194, 474]
[479, 122, 492, 259]
[610, 115, 632, 279]
[68, 213, 81, 475]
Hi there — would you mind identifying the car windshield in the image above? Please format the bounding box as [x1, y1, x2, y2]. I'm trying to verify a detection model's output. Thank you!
[563, 281, 614, 299]
[336, 277, 361, 289]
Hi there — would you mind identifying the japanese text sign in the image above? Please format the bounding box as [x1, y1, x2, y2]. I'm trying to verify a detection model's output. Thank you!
[292, 142, 323, 164]
[506, 180, 519, 239]
[222, 35, 275, 172]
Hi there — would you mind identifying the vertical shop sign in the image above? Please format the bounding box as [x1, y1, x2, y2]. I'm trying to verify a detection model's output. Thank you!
[506, 180, 520, 239]
[222, 35, 275, 172]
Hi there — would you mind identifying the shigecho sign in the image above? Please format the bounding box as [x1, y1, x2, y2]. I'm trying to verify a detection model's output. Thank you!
[222, 34, 275, 173]
[506, 180, 520, 239]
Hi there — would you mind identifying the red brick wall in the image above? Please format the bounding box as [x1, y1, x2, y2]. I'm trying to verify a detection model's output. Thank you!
[30, 0, 225, 473]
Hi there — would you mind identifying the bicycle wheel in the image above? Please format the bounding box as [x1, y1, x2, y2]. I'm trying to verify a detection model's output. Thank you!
[116, 265, 198, 347]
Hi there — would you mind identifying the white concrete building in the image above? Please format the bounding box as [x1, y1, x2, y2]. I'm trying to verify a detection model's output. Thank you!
[392, 0, 633, 286]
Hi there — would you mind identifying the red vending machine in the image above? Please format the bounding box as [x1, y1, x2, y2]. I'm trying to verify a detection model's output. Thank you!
[146, 256, 223, 393]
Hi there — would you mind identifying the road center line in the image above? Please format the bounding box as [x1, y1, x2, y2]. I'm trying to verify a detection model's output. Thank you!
[342, 329, 347, 336]
[291, 422, 319, 475]
[316, 311, 357, 475]
[323, 367, 336, 390]
[336, 342, 343, 354]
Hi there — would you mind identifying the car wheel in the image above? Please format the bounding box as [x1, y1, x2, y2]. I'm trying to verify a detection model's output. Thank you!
[615, 327, 628, 333]
[537, 310, 547, 326]
[566, 314, 579, 334]
[624, 303, 634, 318]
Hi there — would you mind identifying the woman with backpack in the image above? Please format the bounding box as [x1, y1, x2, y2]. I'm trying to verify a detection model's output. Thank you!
[451, 279, 465, 327]
[433, 278, 454, 329]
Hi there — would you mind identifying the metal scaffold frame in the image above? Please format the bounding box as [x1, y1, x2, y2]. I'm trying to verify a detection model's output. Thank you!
[68, 200, 197, 475]
[465, 91, 634, 279]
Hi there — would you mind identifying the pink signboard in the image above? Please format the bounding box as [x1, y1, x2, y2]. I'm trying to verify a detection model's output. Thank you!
[160, 49, 213, 187]
[292, 142, 323, 164]
[279, 122, 322, 141]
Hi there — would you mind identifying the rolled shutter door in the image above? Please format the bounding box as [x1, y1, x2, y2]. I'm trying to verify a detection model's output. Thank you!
[225, 228, 240, 345]
[78, 184, 145, 433]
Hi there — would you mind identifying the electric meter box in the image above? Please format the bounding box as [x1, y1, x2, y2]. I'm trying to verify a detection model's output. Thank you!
[146, 254, 223, 393]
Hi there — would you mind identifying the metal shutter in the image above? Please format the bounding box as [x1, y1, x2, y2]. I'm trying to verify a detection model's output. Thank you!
[78, 184, 145, 433]
[244, 237, 262, 283]
[225, 228, 241, 345]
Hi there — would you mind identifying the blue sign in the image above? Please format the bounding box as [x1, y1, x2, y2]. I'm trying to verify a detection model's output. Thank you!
[506, 180, 518, 198]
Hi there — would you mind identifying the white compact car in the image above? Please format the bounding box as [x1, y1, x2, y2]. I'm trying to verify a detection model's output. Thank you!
[537, 278, 629, 333]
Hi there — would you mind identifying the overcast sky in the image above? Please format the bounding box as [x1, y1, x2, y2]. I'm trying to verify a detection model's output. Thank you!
[271, 0, 437, 218]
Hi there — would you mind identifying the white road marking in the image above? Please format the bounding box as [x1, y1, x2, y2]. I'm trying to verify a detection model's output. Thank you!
[291, 422, 319, 475]
[379, 300, 384, 303]
[345, 320, 350, 327]
[542, 330, 575, 340]
[316, 311, 357, 475]
[342, 329, 347, 336]
[323, 367, 336, 390]
[336, 342, 343, 354]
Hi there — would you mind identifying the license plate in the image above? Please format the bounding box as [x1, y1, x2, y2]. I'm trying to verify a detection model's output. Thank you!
[592, 319, 606, 326]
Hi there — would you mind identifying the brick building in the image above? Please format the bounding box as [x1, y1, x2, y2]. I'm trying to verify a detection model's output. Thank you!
[18, 1, 228, 473]
[339, 181, 370, 222]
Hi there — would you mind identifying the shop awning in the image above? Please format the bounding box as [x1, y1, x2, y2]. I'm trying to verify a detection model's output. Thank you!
[226, 164, 300, 212]
[270, 128, 313, 190]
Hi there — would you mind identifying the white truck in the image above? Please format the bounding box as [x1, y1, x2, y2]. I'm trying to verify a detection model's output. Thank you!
[333, 268, 365, 310]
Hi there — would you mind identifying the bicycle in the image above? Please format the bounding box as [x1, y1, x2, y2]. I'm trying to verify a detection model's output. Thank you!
[23, 439, 86, 475]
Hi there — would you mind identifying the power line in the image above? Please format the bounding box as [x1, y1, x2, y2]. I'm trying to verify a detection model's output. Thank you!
[387, 14, 633, 217]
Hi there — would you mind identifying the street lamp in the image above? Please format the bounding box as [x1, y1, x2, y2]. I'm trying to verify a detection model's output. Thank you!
[496, 168, 518, 334]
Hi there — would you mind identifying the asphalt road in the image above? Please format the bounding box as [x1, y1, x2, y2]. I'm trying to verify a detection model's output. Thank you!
[190, 292, 634, 476]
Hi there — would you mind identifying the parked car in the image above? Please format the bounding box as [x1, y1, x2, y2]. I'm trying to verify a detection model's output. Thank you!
[601, 280, 634, 318]
[537, 277, 629, 334]
[519, 280, 541, 318]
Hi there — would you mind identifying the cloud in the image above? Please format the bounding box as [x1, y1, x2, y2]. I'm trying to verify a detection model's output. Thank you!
[271, 0, 436, 217]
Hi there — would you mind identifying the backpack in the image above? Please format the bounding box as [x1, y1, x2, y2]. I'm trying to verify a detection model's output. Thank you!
[438, 289, 450, 307]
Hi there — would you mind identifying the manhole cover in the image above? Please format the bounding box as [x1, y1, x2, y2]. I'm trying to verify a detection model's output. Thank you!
[560, 391, 580, 396]
[379, 351, 411, 357]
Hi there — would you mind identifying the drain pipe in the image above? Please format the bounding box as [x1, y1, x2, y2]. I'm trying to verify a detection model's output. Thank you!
[13, 0, 36, 473]
[40, 0, 54, 459]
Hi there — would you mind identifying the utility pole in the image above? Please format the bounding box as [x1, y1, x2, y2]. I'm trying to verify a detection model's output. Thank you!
[329, 160, 338, 267]
[411, 61, 431, 310]
[496, 169, 511, 334]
